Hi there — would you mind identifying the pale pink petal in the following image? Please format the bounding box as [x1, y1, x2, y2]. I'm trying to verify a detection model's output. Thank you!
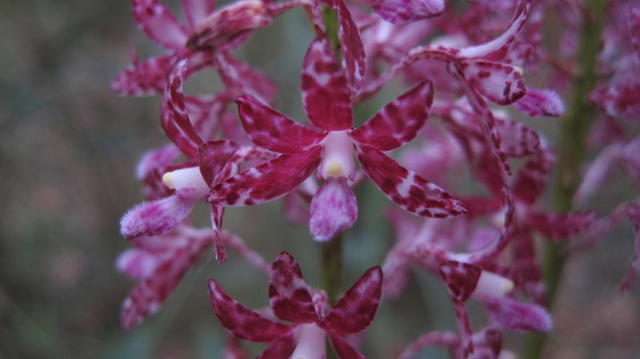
[116, 249, 160, 279]
[112, 54, 175, 96]
[187, 0, 271, 50]
[478, 296, 552, 332]
[136, 144, 181, 181]
[495, 118, 540, 158]
[222, 231, 271, 276]
[121, 236, 211, 329]
[357, 146, 466, 218]
[221, 335, 249, 359]
[132, 0, 189, 51]
[323, 266, 382, 335]
[208, 279, 294, 341]
[334, 0, 366, 92]
[460, 61, 526, 105]
[120, 195, 197, 240]
[256, 334, 297, 359]
[350, 81, 433, 151]
[209, 148, 323, 206]
[309, 178, 358, 242]
[302, 38, 354, 131]
[438, 261, 481, 302]
[513, 89, 565, 117]
[215, 52, 278, 103]
[269, 252, 319, 323]
[573, 144, 622, 205]
[370, 0, 444, 24]
[182, 0, 216, 30]
[328, 333, 365, 359]
[235, 95, 326, 154]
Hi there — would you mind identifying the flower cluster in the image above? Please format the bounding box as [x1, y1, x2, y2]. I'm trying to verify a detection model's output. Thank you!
[112, 0, 637, 357]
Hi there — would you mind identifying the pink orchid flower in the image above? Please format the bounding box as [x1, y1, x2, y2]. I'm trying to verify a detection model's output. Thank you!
[208, 251, 383, 358]
[208, 37, 466, 242]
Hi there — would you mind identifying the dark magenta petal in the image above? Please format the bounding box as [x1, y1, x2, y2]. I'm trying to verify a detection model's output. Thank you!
[112, 54, 175, 96]
[323, 266, 382, 335]
[256, 334, 297, 359]
[350, 81, 433, 151]
[209, 148, 323, 207]
[208, 279, 294, 341]
[357, 146, 467, 218]
[328, 332, 365, 359]
[301, 38, 354, 131]
[334, 0, 366, 93]
[236, 95, 326, 154]
[439, 261, 481, 302]
[269, 252, 319, 323]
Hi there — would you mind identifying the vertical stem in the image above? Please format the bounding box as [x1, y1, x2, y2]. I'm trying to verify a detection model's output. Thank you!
[523, 1, 606, 358]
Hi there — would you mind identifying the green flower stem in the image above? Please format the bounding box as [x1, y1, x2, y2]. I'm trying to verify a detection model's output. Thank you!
[523, 1, 606, 358]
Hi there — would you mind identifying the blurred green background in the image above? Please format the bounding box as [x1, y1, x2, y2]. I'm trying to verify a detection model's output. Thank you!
[1, 0, 639, 358]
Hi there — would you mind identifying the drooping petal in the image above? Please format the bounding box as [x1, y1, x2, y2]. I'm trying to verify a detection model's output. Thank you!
[209, 148, 323, 206]
[302, 38, 354, 131]
[132, 0, 189, 51]
[495, 118, 540, 158]
[215, 52, 278, 103]
[328, 332, 365, 359]
[460, 60, 526, 105]
[210, 204, 227, 263]
[370, 0, 444, 24]
[478, 295, 552, 332]
[438, 261, 481, 302]
[309, 178, 358, 242]
[116, 249, 160, 279]
[235, 95, 326, 154]
[208, 279, 294, 341]
[186, 0, 271, 50]
[161, 101, 199, 158]
[182, 0, 216, 30]
[112, 54, 176, 96]
[120, 195, 198, 240]
[350, 81, 433, 151]
[269, 252, 319, 323]
[513, 89, 565, 117]
[256, 334, 297, 359]
[334, 0, 366, 92]
[323, 266, 382, 335]
[357, 146, 467, 218]
[121, 236, 211, 329]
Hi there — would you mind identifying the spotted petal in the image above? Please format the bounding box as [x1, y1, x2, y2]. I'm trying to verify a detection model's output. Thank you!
[132, 0, 189, 51]
[302, 38, 354, 131]
[460, 60, 526, 105]
[112, 54, 175, 96]
[357, 146, 467, 218]
[120, 195, 198, 240]
[268, 252, 319, 323]
[370, 0, 444, 24]
[495, 118, 540, 158]
[257, 334, 297, 359]
[323, 266, 382, 335]
[216, 52, 278, 103]
[209, 148, 323, 207]
[121, 236, 211, 329]
[513, 89, 565, 117]
[350, 81, 433, 151]
[309, 178, 358, 242]
[438, 261, 481, 302]
[198, 140, 240, 186]
[334, 0, 366, 92]
[236, 95, 326, 154]
[208, 279, 294, 341]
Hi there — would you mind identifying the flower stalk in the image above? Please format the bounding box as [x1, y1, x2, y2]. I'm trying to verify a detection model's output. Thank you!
[524, 1, 606, 357]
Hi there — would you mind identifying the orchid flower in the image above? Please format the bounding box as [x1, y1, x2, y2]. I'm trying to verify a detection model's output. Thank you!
[208, 251, 383, 358]
[208, 37, 466, 242]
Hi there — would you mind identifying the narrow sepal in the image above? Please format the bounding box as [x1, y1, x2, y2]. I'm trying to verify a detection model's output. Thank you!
[309, 178, 358, 242]
[528, 211, 597, 240]
[112, 54, 175, 96]
[216, 53, 277, 103]
[334, 0, 366, 92]
[209, 148, 322, 206]
[132, 0, 189, 50]
[302, 38, 354, 131]
[198, 140, 240, 186]
[165, 60, 204, 147]
[371, 0, 444, 24]
[329, 333, 365, 359]
[269, 252, 319, 323]
[479, 296, 552, 332]
[513, 89, 565, 117]
[236, 95, 326, 154]
[256, 334, 297, 359]
[208, 279, 294, 341]
[512, 148, 555, 204]
[350, 81, 433, 151]
[323, 266, 382, 335]
[357, 146, 466, 218]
